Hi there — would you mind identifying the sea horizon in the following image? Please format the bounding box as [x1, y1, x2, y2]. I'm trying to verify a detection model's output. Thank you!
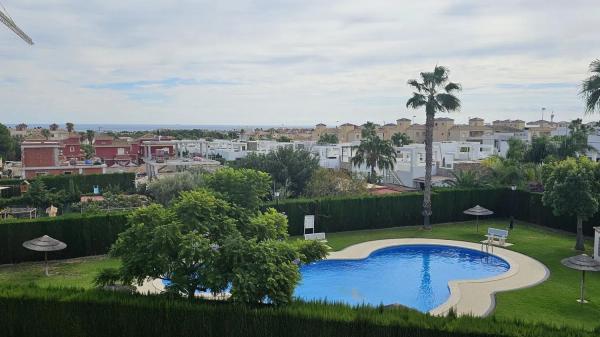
[5, 123, 314, 132]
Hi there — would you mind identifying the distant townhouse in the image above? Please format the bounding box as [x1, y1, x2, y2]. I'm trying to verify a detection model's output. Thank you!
[93, 134, 138, 166]
[21, 140, 106, 179]
[492, 119, 526, 130]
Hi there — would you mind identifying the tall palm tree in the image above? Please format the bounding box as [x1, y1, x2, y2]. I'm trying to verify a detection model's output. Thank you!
[406, 66, 461, 229]
[351, 134, 396, 183]
[65, 122, 75, 133]
[49, 123, 59, 131]
[581, 59, 600, 113]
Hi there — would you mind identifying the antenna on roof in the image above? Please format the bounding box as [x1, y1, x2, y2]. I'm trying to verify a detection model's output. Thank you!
[0, 2, 33, 45]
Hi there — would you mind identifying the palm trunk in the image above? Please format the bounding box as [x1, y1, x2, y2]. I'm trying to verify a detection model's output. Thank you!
[575, 215, 585, 251]
[370, 167, 376, 183]
[423, 109, 434, 230]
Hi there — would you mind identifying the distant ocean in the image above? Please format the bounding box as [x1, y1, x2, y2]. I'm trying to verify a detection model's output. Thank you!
[5, 123, 312, 132]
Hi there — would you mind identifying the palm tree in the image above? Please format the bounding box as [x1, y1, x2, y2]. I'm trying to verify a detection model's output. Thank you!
[351, 134, 396, 183]
[406, 66, 461, 229]
[65, 122, 75, 133]
[86, 130, 95, 144]
[448, 170, 481, 189]
[581, 59, 600, 113]
[391, 132, 411, 147]
[49, 123, 59, 131]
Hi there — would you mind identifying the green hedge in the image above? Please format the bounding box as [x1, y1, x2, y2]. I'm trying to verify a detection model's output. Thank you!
[0, 285, 594, 337]
[266, 188, 510, 236]
[512, 191, 600, 236]
[0, 212, 129, 264]
[38, 172, 136, 194]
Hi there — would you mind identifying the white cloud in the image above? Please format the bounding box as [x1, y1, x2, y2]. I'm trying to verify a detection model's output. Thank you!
[0, 0, 599, 126]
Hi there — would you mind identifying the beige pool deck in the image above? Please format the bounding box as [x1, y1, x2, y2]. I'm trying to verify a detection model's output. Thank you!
[137, 238, 549, 317]
[328, 238, 549, 317]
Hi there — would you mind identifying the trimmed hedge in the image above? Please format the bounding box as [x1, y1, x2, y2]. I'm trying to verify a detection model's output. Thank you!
[38, 172, 136, 194]
[512, 191, 600, 236]
[266, 188, 511, 236]
[0, 212, 129, 264]
[0, 285, 595, 337]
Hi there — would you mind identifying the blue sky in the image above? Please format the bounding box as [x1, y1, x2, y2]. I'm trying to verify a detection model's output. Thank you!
[0, 0, 599, 125]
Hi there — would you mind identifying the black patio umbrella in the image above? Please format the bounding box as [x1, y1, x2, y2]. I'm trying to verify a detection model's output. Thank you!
[463, 205, 494, 232]
[561, 254, 600, 304]
[22, 235, 67, 276]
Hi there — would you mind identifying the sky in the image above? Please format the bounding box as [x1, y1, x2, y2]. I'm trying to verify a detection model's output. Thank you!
[1, 0, 599, 126]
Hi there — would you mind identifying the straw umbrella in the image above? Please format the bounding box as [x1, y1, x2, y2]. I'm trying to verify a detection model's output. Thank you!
[22, 235, 67, 276]
[561, 254, 600, 304]
[463, 205, 494, 232]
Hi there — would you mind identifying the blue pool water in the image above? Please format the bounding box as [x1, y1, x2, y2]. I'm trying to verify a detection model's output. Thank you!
[294, 244, 510, 312]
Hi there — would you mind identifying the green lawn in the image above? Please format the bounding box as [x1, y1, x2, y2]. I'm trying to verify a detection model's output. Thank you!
[0, 219, 598, 330]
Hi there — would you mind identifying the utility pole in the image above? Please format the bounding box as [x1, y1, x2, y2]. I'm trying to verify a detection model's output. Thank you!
[0, 4, 33, 45]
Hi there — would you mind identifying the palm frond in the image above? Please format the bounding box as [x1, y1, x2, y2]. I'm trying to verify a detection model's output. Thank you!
[435, 93, 461, 112]
[584, 89, 600, 114]
[433, 66, 449, 85]
[445, 82, 461, 93]
[589, 59, 600, 74]
[407, 79, 424, 92]
[406, 93, 427, 109]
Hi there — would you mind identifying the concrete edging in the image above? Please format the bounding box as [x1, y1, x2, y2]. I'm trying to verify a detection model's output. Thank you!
[327, 238, 550, 317]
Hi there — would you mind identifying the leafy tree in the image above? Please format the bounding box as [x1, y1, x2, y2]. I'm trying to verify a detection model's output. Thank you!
[146, 171, 204, 205]
[525, 136, 556, 163]
[542, 157, 600, 251]
[406, 65, 461, 229]
[41, 128, 51, 139]
[554, 119, 593, 159]
[66, 122, 75, 133]
[351, 134, 396, 183]
[86, 130, 95, 144]
[481, 156, 525, 188]
[233, 147, 319, 197]
[23, 180, 67, 209]
[304, 168, 366, 197]
[110, 189, 328, 304]
[581, 59, 600, 113]
[204, 167, 271, 210]
[391, 132, 412, 147]
[276, 136, 292, 143]
[49, 123, 59, 131]
[0, 124, 15, 161]
[317, 133, 338, 145]
[506, 138, 527, 162]
[15, 123, 27, 131]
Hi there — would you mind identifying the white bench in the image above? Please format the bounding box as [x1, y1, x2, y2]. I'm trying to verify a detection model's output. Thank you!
[304, 215, 326, 241]
[485, 228, 509, 247]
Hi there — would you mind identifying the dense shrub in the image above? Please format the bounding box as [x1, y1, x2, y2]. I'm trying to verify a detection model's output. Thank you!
[38, 172, 136, 194]
[267, 188, 510, 235]
[0, 285, 594, 337]
[0, 212, 128, 264]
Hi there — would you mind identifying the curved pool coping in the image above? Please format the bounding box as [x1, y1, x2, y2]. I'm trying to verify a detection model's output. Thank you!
[327, 238, 549, 317]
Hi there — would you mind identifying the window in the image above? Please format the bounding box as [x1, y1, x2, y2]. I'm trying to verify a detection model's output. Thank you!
[117, 148, 125, 155]
[63, 171, 72, 175]
[69, 146, 74, 152]
[460, 147, 470, 152]
[36, 172, 48, 176]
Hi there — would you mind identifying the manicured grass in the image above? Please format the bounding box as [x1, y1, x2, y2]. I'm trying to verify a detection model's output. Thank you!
[0, 256, 120, 289]
[1, 220, 598, 330]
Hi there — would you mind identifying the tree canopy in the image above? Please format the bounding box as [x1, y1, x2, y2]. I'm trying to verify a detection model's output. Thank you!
[317, 133, 339, 145]
[232, 147, 319, 197]
[0, 123, 15, 161]
[351, 134, 396, 183]
[542, 157, 600, 250]
[304, 168, 366, 197]
[110, 188, 328, 304]
[391, 132, 412, 147]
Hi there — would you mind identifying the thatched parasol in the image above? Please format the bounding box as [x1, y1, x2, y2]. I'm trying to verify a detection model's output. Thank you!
[561, 254, 600, 304]
[463, 205, 494, 232]
[22, 235, 67, 276]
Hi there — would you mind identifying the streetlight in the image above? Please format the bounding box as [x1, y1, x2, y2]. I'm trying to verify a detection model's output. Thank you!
[509, 185, 517, 230]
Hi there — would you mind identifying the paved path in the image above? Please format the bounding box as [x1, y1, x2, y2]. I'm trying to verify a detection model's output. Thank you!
[328, 238, 549, 317]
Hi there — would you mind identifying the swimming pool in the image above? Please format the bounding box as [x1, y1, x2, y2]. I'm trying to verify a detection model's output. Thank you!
[294, 244, 510, 312]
